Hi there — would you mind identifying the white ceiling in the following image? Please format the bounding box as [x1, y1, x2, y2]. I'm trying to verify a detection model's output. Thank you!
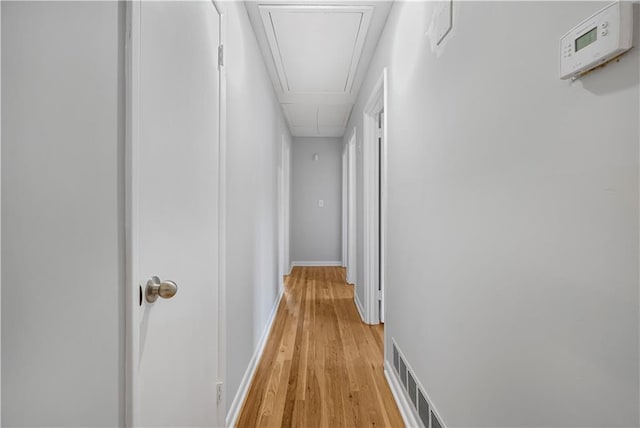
[245, 1, 393, 138]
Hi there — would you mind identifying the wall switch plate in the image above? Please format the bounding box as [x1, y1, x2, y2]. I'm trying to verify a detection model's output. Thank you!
[318, 199, 324, 208]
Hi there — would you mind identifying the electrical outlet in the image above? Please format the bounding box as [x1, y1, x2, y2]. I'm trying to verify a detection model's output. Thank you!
[318, 199, 324, 208]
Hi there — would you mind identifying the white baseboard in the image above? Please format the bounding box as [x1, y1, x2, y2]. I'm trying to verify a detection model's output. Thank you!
[226, 288, 284, 427]
[354, 290, 366, 323]
[291, 261, 342, 267]
[346, 270, 355, 285]
[384, 360, 421, 428]
[287, 262, 294, 275]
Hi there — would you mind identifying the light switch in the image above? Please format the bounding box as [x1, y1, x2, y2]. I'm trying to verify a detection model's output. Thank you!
[318, 199, 324, 208]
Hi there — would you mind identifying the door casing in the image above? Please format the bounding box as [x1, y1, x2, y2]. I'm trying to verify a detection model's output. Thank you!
[342, 145, 348, 269]
[278, 135, 291, 287]
[348, 129, 357, 286]
[362, 68, 387, 326]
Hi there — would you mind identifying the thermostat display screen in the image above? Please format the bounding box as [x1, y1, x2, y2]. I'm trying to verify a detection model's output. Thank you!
[575, 27, 597, 52]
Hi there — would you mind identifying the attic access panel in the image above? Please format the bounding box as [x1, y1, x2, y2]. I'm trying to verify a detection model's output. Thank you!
[259, 5, 373, 94]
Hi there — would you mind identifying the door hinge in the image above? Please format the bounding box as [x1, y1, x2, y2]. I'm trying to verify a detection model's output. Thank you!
[377, 289, 383, 300]
[216, 382, 223, 404]
[218, 44, 224, 68]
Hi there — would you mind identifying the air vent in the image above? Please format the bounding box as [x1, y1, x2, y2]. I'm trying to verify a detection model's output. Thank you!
[392, 339, 446, 428]
[431, 411, 443, 428]
[408, 371, 417, 407]
[393, 344, 399, 373]
[418, 390, 429, 428]
[399, 357, 408, 387]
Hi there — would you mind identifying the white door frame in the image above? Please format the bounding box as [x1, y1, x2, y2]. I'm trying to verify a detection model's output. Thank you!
[216, 3, 227, 423]
[342, 145, 348, 269]
[278, 135, 291, 288]
[284, 140, 291, 276]
[346, 127, 357, 286]
[278, 144, 285, 283]
[0, 4, 3, 417]
[362, 68, 387, 325]
[124, 2, 227, 425]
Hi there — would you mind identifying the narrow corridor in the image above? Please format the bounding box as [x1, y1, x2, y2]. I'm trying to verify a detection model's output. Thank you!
[2, 1, 638, 426]
[236, 267, 402, 427]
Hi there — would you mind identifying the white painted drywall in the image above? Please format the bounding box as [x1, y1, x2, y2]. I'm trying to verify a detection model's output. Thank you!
[347, 1, 639, 426]
[291, 137, 343, 263]
[2, 2, 124, 426]
[224, 1, 292, 415]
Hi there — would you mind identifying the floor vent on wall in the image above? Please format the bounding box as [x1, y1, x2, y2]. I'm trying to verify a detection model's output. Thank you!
[399, 355, 408, 388]
[408, 372, 417, 407]
[418, 390, 430, 427]
[431, 412, 443, 428]
[392, 339, 446, 428]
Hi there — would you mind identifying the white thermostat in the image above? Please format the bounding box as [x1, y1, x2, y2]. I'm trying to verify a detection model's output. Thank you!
[559, 1, 633, 80]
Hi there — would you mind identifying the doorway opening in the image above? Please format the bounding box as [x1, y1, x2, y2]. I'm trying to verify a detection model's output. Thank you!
[363, 68, 387, 326]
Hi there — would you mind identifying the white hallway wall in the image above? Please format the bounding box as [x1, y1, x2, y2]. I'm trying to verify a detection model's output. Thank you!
[224, 0, 293, 416]
[2, 2, 124, 426]
[347, 1, 639, 427]
[291, 137, 342, 264]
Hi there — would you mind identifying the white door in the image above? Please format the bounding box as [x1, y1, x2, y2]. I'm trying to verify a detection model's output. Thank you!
[127, 1, 221, 426]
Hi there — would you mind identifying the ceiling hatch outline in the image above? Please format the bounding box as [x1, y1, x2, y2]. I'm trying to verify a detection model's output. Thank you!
[259, 4, 374, 95]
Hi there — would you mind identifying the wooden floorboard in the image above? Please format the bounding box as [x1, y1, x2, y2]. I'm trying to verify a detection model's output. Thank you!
[235, 266, 404, 428]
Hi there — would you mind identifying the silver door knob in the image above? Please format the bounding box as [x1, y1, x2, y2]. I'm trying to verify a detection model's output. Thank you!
[145, 276, 178, 303]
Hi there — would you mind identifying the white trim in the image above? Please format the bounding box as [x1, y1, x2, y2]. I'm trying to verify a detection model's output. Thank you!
[341, 145, 348, 268]
[124, 2, 141, 424]
[288, 262, 294, 275]
[362, 68, 387, 325]
[277, 135, 291, 292]
[384, 360, 421, 428]
[284, 140, 291, 287]
[291, 261, 343, 267]
[380, 84, 388, 324]
[226, 288, 285, 428]
[0, 4, 3, 418]
[346, 128, 357, 286]
[278, 146, 285, 287]
[215, 2, 227, 425]
[353, 288, 366, 323]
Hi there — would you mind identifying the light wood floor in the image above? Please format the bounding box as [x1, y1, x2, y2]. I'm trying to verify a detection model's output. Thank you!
[235, 266, 404, 428]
